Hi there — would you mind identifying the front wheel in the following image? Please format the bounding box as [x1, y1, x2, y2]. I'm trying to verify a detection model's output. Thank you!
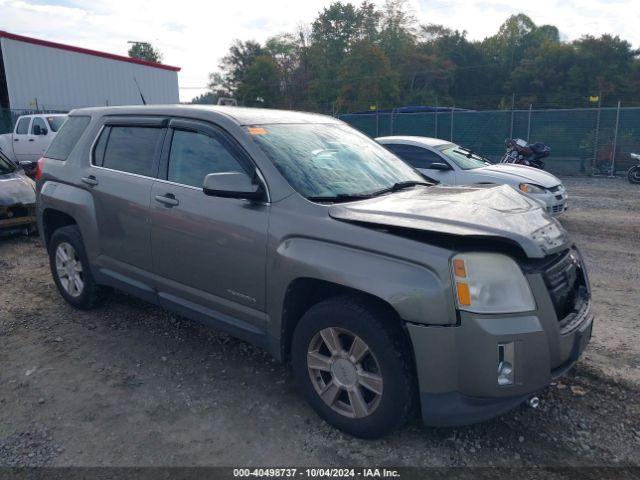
[628, 165, 640, 184]
[291, 296, 416, 438]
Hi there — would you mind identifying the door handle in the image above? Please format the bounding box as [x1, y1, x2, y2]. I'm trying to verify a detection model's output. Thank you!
[81, 175, 99, 187]
[28, 138, 35, 142]
[14, 138, 19, 142]
[155, 194, 179, 207]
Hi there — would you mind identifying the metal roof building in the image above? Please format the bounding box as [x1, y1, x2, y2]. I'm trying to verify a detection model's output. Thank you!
[0, 31, 180, 111]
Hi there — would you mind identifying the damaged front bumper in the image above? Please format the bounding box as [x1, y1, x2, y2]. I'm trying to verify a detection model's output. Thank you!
[406, 250, 593, 427]
[0, 204, 37, 232]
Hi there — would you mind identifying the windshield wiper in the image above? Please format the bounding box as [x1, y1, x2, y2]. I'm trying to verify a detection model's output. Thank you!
[454, 147, 494, 165]
[369, 180, 432, 197]
[307, 193, 376, 203]
[307, 181, 431, 203]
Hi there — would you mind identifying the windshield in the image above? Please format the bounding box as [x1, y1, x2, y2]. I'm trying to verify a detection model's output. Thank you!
[438, 145, 493, 170]
[0, 152, 16, 174]
[248, 123, 425, 200]
[47, 116, 67, 132]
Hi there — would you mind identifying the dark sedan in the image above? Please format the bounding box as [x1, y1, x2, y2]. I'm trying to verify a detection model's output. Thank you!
[0, 151, 37, 235]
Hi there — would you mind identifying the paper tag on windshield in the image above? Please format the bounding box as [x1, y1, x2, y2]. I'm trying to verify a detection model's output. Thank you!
[247, 127, 267, 135]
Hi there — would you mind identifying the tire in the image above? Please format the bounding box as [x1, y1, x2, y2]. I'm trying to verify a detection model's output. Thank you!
[628, 166, 640, 184]
[292, 296, 416, 438]
[48, 225, 102, 310]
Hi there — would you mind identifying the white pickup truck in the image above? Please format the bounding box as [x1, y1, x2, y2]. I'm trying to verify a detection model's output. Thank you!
[0, 114, 67, 164]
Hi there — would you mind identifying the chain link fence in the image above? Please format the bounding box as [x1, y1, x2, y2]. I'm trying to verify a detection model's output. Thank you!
[3, 104, 639, 176]
[340, 105, 640, 176]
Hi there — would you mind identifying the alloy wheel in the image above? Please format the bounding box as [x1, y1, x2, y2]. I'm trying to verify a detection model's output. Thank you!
[55, 242, 84, 297]
[307, 327, 383, 418]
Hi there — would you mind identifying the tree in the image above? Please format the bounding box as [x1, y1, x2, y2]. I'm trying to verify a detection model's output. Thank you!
[217, 40, 264, 94]
[379, 0, 416, 69]
[337, 41, 398, 112]
[127, 42, 163, 63]
[307, 2, 383, 110]
[265, 34, 300, 107]
[190, 92, 218, 105]
[208, 6, 640, 113]
[237, 56, 283, 107]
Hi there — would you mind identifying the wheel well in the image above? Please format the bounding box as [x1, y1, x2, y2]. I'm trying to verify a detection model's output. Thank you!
[42, 209, 77, 249]
[280, 278, 410, 362]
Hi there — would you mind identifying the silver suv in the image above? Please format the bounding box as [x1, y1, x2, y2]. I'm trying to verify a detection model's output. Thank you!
[36, 106, 593, 438]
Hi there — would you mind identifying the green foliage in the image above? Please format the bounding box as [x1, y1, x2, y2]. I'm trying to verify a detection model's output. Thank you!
[203, 5, 640, 112]
[127, 42, 163, 63]
[337, 41, 398, 111]
[237, 56, 283, 107]
[190, 92, 218, 105]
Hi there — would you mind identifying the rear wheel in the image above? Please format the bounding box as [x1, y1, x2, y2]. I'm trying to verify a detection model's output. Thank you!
[292, 296, 416, 438]
[49, 225, 102, 309]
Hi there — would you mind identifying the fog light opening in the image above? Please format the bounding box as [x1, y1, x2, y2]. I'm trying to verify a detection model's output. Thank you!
[498, 342, 514, 386]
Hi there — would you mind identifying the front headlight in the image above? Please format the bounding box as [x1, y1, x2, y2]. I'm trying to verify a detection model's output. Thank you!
[519, 183, 546, 194]
[451, 253, 536, 314]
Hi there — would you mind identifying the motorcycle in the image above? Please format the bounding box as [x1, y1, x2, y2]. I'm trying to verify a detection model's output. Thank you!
[500, 138, 550, 170]
[628, 153, 640, 184]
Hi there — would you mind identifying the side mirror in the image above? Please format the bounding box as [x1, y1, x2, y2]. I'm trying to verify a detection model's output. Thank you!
[203, 172, 263, 200]
[19, 160, 36, 175]
[33, 125, 48, 136]
[429, 162, 452, 171]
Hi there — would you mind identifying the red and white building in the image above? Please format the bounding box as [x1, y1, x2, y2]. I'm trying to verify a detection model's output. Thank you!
[0, 31, 180, 111]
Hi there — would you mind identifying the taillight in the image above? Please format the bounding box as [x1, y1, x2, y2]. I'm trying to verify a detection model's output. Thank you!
[34, 157, 44, 181]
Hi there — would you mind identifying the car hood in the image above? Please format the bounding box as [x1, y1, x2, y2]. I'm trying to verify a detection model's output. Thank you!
[328, 184, 569, 258]
[475, 164, 561, 188]
[0, 171, 36, 207]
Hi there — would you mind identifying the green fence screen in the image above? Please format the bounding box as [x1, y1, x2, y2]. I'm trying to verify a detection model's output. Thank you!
[341, 107, 640, 175]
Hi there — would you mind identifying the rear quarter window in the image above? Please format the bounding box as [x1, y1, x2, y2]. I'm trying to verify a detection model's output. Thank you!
[45, 116, 91, 161]
[47, 116, 67, 132]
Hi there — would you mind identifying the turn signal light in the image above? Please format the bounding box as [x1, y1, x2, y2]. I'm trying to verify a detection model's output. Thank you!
[455, 282, 471, 306]
[453, 259, 466, 277]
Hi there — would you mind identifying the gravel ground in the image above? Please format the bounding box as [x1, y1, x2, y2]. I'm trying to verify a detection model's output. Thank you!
[0, 176, 639, 467]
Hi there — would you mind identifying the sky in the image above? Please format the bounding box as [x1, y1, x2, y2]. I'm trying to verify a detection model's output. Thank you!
[0, 0, 637, 102]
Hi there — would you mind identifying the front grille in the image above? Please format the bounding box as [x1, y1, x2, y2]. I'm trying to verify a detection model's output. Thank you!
[547, 204, 565, 214]
[542, 250, 588, 332]
[548, 185, 561, 192]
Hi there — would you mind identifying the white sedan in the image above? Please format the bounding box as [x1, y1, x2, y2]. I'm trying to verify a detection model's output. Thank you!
[377, 136, 568, 216]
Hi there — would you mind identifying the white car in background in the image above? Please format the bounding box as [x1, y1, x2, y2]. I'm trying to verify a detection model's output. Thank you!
[0, 114, 67, 164]
[377, 136, 568, 216]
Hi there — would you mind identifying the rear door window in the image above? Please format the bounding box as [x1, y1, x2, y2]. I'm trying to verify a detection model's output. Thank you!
[45, 116, 91, 161]
[96, 126, 163, 177]
[15, 117, 31, 135]
[385, 144, 447, 169]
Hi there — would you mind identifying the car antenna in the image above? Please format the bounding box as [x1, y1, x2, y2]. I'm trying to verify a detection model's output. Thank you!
[133, 76, 147, 105]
